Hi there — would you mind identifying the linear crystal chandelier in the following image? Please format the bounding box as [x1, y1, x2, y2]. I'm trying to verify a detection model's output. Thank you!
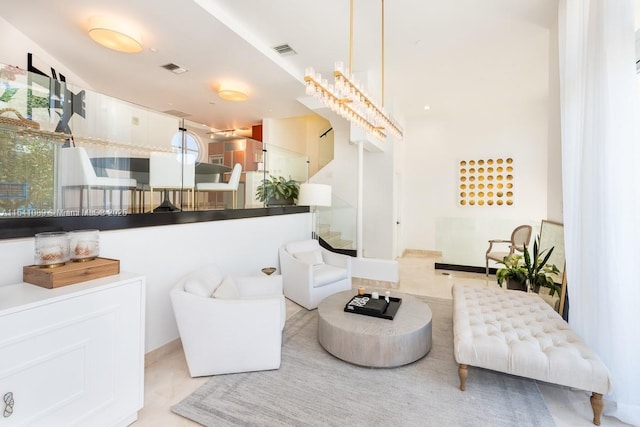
[303, 0, 403, 141]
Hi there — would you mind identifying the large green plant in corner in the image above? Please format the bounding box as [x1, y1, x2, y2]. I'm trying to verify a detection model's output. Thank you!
[255, 175, 300, 205]
[496, 235, 561, 296]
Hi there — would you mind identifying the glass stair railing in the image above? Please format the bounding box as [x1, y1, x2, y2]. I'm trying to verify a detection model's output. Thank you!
[316, 193, 356, 256]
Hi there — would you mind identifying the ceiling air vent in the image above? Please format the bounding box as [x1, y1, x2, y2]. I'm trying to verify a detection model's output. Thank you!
[161, 63, 188, 74]
[273, 44, 296, 56]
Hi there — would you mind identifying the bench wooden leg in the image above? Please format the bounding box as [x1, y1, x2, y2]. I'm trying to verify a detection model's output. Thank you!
[590, 392, 603, 425]
[458, 364, 468, 391]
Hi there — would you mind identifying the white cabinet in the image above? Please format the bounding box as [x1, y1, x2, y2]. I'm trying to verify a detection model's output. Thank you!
[0, 272, 145, 427]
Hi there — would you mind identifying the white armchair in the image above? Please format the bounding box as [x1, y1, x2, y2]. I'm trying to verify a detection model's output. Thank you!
[170, 264, 285, 377]
[279, 239, 352, 310]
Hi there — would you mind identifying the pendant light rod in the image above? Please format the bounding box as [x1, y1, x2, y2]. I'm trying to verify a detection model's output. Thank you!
[381, 0, 385, 107]
[303, 0, 403, 140]
[349, 0, 354, 75]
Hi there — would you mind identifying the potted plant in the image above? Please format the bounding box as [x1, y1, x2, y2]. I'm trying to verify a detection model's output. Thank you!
[255, 175, 300, 206]
[496, 236, 561, 296]
[495, 253, 528, 292]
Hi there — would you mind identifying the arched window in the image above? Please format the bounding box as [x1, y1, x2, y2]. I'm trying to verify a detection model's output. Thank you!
[171, 131, 202, 162]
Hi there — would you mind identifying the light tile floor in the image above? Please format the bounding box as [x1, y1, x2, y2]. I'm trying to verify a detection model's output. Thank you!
[133, 254, 629, 427]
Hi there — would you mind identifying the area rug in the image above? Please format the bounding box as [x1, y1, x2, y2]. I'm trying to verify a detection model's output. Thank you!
[171, 296, 555, 426]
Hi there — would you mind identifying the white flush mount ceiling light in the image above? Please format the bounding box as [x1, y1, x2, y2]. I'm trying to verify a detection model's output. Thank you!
[88, 16, 143, 53]
[217, 82, 249, 101]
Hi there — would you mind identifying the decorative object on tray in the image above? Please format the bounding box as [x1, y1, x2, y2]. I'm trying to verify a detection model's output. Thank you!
[69, 229, 100, 261]
[261, 267, 277, 275]
[23, 257, 120, 288]
[34, 231, 70, 267]
[344, 293, 402, 320]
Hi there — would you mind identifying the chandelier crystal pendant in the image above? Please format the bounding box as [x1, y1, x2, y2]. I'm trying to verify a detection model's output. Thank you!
[303, 0, 403, 141]
[304, 67, 387, 140]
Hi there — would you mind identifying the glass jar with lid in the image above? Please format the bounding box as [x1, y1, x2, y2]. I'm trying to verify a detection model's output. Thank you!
[34, 231, 70, 267]
[69, 229, 100, 261]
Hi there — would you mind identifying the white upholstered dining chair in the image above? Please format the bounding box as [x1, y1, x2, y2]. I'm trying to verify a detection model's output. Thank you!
[148, 151, 195, 212]
[59, 146, 137, 210]
[196, 163, 242, 209]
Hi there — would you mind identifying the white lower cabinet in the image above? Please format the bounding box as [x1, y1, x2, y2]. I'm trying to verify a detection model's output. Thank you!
[0, 272, 145, 426]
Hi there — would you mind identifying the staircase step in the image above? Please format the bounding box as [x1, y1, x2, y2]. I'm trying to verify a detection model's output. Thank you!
[318, 225, 354, 250]
[332, 239, 354, 250]
[321, 233, 342, 245]
[321, 231, 341, 240]
[318, 224, 331, 234]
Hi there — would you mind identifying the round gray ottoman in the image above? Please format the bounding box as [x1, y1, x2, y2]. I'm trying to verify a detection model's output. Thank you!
[317, 290, 432, 367]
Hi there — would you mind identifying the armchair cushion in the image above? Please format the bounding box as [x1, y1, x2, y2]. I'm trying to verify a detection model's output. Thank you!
[183, 265, 224, 297]
[294, 249, 324, 265]
[313, 264, 349, 288]
[234, 274, 283, 298]
[213, 275, 240, 299]
[285, 239, 319, 255]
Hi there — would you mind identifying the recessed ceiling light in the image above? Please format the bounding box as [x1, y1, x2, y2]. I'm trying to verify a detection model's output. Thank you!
[424, 105, 431, 111]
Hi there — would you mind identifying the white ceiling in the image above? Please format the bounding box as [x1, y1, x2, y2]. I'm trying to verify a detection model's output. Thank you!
[0, 0, 557, 132]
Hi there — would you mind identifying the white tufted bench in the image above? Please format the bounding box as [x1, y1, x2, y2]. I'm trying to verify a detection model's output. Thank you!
[452, 284, 613, 425]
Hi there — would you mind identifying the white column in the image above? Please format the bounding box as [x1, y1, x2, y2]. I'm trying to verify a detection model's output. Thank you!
[357, 140, 364, 257]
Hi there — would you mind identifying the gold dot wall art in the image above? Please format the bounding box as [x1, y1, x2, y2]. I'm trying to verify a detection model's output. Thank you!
[458, 157, 514, 207]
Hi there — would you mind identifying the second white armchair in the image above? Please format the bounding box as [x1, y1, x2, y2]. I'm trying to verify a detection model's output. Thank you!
[279, 239, 352, 310]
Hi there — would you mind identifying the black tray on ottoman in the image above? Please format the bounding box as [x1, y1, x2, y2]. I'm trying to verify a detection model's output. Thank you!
[344, 293, 402, 320]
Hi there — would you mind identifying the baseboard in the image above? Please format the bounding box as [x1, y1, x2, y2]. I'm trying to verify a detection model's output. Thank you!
[353, 277, 399, 290]
[402, 249, 442, 258]
[435, 263, 495, 275]
[145, 338, 182, 367]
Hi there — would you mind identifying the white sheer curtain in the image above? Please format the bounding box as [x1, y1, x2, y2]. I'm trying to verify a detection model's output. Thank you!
[559, 1, 640, 425]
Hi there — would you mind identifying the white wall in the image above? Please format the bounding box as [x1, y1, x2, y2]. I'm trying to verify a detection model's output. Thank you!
[263, 116, 307, 154]
[402, 101, 550, 267]
[70, 92, 178, 148]
[0, 16, 90, 89]
[304, 114, 332, 176]
[363, 141, 395, 259]
[0, 214, 311, 352]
